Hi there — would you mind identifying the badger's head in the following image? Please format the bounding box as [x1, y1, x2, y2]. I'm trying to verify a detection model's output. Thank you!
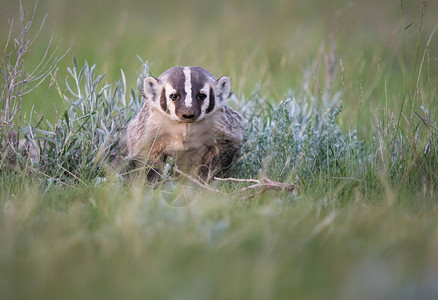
[142, 66, 231, 122]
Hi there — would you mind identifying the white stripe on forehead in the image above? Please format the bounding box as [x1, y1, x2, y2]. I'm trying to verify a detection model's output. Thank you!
[183, 67, 192, 108]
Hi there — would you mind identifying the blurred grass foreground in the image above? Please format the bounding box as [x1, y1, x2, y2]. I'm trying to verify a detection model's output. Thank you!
[1, 0, 438, 299]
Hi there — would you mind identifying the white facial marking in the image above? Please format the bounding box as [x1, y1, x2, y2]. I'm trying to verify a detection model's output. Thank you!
[199, 84, 210, 119]
[163, 83, 179, 121]
[183, 67, 192, 108]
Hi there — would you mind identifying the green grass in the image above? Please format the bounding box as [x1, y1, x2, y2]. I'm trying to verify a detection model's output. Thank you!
[1, 0, 438, 299]
[1, 180, 438, 299]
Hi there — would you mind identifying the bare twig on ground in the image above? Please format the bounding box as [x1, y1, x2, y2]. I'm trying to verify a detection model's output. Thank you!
[214, 176, 296, 194]
[172, 166, 296, 197]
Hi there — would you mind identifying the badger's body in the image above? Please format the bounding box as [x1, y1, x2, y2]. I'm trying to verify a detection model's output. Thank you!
[123, 66, 245, 180]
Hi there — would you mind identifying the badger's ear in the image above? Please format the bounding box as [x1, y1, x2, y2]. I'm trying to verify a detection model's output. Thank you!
[143, 77, 161, 102]
[215, 76, 231, 107]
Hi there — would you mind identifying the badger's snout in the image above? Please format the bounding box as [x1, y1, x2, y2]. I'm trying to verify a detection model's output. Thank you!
[178, 106, 200, 122]
[181, 113, 196, 120]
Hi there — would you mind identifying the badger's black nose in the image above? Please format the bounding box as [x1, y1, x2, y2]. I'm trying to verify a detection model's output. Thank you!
[182, 114, 196, 120]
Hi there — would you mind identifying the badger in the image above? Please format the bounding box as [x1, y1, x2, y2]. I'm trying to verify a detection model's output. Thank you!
[122, 66, 245, 181]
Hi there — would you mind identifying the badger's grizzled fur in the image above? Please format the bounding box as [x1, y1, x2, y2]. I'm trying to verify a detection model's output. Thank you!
[122, 66, 245, 180]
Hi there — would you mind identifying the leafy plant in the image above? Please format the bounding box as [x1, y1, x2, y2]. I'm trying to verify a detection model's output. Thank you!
[25, 57, 149, 184]
[232, 92, 369, 183]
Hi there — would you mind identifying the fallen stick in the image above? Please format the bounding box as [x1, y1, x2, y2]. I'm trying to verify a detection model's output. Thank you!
[215, 176, 295, 193]
[173, 166, 296, 196]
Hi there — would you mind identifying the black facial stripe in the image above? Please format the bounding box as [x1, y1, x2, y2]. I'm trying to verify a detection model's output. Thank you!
[192, 84, 206, 103]
[160, 88, 169, 113]
[189, 67, 216, 114]
[189, 68, 205, 105]
[206, 87, 215, 114]
[166, 67, 187, 101]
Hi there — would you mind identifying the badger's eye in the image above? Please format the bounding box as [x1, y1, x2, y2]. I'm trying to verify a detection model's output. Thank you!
[198, 93, 207, 101]
[169, 94, 179, 101]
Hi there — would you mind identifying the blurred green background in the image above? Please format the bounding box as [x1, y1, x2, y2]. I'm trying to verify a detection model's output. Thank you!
[1, 0, 437, 137]
[1, 2, 438, 299]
